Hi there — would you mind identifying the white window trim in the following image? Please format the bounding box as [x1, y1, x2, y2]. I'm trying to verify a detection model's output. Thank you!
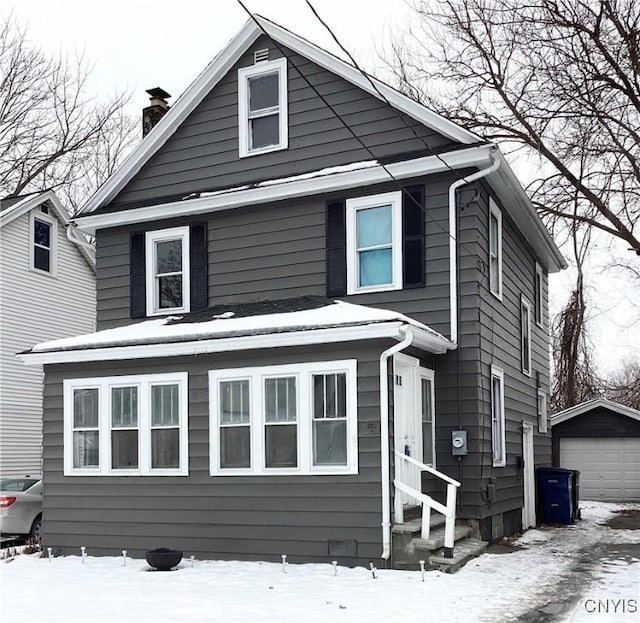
[346, 191, 403, 295]
[420, 367, 436, 468]
[145, 226, 190, 317]
[491, 365, 506, 467]
[534, 262, 544, 328]
[29, 210, 58, 277]
[537, 389, 548, 433]
[489, 198, 503, 300]
[238, 57, 288, 158]
[209, 360, 358, 476]
[521, 295, 532, 376]
[63, 372, 189, 476]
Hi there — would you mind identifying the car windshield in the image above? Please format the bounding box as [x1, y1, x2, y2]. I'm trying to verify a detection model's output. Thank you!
[0, 478, 39, 492]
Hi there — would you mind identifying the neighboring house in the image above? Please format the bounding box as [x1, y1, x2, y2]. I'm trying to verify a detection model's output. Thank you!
[20, 16, 565, 568]
[0, 191, 96, 477]
[551, 398, 640, 502]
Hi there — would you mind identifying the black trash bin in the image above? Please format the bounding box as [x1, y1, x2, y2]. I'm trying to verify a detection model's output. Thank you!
[536, 467, 577, 525]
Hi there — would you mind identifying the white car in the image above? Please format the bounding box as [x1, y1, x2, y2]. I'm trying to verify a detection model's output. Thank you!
[0, 477, 42, 542]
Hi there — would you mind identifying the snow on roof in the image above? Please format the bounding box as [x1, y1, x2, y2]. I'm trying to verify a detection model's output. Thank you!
[28, 299, 450, 355]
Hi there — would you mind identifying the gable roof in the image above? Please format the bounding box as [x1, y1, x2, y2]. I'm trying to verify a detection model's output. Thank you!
[79, 15, 481, 216]
[551, 398, 640, 425]
[0, 190, 95, 270]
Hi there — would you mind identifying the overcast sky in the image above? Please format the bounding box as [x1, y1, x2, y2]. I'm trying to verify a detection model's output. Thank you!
[6, 0, 639, 375]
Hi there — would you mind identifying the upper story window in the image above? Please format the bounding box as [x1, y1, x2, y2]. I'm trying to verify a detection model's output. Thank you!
[537, 389, 548, 433]
[489, 198, 503, 299]
[534, 262, 544, 327]
[238, 58, 288, 158]
[490, 365, 506, 467]
[521, 295, 532, 376]
[30, 211, 57, 275]
[346, 191, 402, 295]
[145, 227, 190, 316]
[209, 360, 358, 476]
[64, 372, 189, 476]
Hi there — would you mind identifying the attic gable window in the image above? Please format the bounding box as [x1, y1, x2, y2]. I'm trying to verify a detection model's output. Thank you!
[145, 227, 190, 316]
[30, 211, 57, 275]
[238, 57, 288, 157]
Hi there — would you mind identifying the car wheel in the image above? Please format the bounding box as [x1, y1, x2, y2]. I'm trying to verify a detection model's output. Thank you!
[30, 515, 42, 544]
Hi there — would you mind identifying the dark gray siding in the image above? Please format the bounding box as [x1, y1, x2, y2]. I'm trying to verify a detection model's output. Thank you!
[108, 36, 453, 210]
[42, 342, 387, 564]
[552, 408, 640, 465]
[96, 172, 458, 334]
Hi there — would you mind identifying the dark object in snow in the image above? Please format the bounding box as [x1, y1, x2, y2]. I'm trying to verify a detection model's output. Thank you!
[146, 548, 182, 571]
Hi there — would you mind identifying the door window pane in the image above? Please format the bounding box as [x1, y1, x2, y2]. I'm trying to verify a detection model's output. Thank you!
[421, 378, 434, 466]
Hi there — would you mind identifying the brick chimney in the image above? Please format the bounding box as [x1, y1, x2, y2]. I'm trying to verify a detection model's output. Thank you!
[142, 87, 171, 137]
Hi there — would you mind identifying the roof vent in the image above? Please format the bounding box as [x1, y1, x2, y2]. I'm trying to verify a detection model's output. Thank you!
[254, 49, 269, 63]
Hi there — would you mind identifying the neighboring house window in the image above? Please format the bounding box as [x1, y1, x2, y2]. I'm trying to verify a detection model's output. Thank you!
[346, 191, 402, 294]
[238, 57, 288, 157]
[534, 262, 544, 327]
[421, 372, 435, 467]
[30, 211, 57, 274]
[521, 295, 532, 376]
[537, 389, 548, 433]
[491, 365, 506, 467]
[145, 227, 190, 316]
[209, 360, 357, 475]
[489, 199, 502, 299]
[63, 373, 188, 476]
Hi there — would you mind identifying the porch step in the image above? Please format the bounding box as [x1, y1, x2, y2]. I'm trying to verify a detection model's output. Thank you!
[412, 524, 472, 552]
[429, 537, 489, 573]
[391, 513, 445, 534]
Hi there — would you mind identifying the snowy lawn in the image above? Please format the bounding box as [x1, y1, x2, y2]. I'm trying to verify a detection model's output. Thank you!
[1, 502, 638, 623]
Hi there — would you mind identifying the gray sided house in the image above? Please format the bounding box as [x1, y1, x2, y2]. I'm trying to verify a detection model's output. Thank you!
[21, 16, 565, 568]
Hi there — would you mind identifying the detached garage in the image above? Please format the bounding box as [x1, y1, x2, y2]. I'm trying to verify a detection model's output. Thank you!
[551, 399, 640, 502]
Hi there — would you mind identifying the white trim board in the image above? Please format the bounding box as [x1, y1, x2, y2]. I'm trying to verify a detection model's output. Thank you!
[551, 398, 640, 425]
[78, 15, 480, 216]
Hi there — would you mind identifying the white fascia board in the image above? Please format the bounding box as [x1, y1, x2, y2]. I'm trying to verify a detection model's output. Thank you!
[79, 20, 262, 216]
[551, 398, 640, 425]
[75, 145, 494, 233]
[254, 16, 480, 146]
[0, 190, 69, 229]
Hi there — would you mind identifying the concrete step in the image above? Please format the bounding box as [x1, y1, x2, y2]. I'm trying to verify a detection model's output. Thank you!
[391, 513, 445, 534]
[429, 538, 489, 573]
[412, 524, 472, 552]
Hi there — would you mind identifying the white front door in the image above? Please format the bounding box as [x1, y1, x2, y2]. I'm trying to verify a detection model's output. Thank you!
[522, 421, 536, 529]
[393, 354, 423, 508]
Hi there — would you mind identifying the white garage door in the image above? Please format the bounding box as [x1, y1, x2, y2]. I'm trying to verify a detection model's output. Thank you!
[560, 438, 640, 502]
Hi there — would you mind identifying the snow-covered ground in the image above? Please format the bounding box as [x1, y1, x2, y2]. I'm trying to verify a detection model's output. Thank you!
[1, 502, 638, 623]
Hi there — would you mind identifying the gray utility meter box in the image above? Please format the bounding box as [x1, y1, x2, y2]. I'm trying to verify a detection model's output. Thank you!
[452, 430, 468, 455]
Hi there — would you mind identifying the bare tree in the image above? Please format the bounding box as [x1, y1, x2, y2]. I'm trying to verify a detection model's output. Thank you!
[385, 0, 640, 258]
[0, 14, 137, 214]
[603, 358, 640, 409]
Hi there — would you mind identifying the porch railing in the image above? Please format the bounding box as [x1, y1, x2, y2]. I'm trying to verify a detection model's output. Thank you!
[393, 451, 461, 557]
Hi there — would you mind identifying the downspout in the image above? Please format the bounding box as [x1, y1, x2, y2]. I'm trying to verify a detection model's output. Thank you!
[448, 147, 501, 343]
[379, 326, 414, 561]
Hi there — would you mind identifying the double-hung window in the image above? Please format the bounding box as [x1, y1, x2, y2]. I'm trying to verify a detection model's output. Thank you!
[346, 191, 402, 294]
[491, 365, 506, 467]
[209, 360, 357, 475]
[145, 227, 190, 316]
[534, 263, 544, 327]
[521, 295, 532, 376]
[489, 199, 502, 299]
[30, 211, 56, 274]
[537, 389, 548, 433]
[238, 58, 288, 157]
[64, 373, 188, 476]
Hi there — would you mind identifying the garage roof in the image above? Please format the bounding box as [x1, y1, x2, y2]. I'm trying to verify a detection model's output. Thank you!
[551, 398, 640, 426]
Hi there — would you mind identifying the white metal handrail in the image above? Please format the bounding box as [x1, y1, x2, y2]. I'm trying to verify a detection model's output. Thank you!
[394, 451, 460, 556]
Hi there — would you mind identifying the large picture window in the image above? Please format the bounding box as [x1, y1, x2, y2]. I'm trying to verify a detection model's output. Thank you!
[238, 58, 288, 157]
[209, 360, 357, 475]
[346, 191, 402, 294]
[64, 373, 188, 476]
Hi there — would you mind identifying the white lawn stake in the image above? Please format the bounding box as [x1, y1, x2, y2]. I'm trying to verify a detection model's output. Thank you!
[190, 555, 195, 568]
[47, 547, 52, 562]
[368, 561, 377, 579]
[281, 554, 287, 573]
[332, 560, 338, 576]
[122, 550, 127, 566]
[81, 546, 86, 563]
[419, 560, 425, 582]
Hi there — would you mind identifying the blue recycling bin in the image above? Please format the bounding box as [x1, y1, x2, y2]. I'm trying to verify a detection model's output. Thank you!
[536, 467, 577, 525]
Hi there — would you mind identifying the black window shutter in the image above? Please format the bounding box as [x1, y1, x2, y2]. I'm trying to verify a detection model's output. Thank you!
[190, 222, 208, 312]
[403, 185, 425, 288]
[130, 232, 146, 318]
[326, 200, 347, 297]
